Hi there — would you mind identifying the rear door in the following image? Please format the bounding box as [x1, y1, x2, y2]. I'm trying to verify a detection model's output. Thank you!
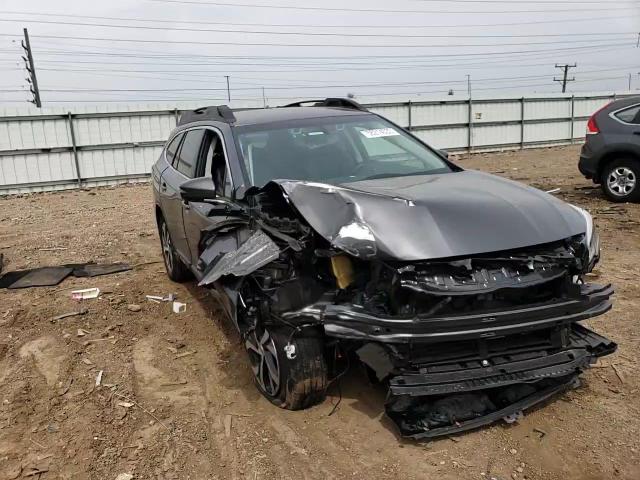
[159, 128, 206, 266]
[609, 103, 640, 146]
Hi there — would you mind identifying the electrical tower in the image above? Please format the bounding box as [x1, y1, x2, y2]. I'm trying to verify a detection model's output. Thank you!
[21, 28, 41, 107]
[554, 63, 576, 93]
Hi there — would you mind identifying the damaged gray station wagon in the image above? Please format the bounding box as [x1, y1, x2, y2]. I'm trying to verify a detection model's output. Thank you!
[152, 98, 616, 439]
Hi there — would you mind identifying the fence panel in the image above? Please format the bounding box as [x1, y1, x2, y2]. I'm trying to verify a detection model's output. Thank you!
[0, 92, 634, 194]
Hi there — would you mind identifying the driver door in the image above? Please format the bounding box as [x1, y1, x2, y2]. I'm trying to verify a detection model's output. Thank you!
[182, 127, 236, 275]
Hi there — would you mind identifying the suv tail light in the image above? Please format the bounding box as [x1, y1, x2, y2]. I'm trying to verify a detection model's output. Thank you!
[586, 115, 599, 135]
[586, 102, 611, 135]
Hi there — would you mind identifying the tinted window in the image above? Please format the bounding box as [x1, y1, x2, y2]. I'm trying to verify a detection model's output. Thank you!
[614, 105, 640, 124]
[165, 133, 183, 166]
[235, 116, 452, 187]
[175, 129, 205, 178]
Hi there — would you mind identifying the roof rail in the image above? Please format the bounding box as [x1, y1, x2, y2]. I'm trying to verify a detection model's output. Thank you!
[283, 98, 369, 112]
[178, 105, 237, 126]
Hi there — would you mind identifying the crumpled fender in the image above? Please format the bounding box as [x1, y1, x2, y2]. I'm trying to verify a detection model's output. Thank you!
[198, 230, 280, 286]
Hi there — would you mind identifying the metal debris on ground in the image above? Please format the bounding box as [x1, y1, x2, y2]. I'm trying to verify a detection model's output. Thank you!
[172, 301, 186, 313]
[50, 307, 88, 322]
[71, 288, 100, 300]
[224, 414, 232, 438]
[146, 293, 176, 303]
[175, 350, 196, 359]
[533, 427, 547, 439]
[95, 370, 104, 387]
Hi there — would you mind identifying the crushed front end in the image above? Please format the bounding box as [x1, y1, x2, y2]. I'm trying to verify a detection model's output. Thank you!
[277, 238, 615, 438]
[198, 180, 616, 439]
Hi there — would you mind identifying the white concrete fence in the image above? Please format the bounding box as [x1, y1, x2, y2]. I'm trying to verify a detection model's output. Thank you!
[0, 92, 635, 195]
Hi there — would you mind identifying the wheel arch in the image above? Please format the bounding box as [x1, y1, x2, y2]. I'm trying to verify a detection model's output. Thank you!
[597, 149, 640, 182]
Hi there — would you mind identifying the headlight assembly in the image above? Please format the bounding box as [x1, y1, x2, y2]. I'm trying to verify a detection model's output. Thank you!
[570, 205, 600, 271]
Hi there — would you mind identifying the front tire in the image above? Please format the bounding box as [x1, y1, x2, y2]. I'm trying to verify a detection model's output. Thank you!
[158, 216, 191, 282]
[601, 158, 640, 202]
[245, 326, 328, 410]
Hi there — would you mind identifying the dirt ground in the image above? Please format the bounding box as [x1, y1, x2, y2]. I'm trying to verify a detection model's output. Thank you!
[0, 144, 638, 480]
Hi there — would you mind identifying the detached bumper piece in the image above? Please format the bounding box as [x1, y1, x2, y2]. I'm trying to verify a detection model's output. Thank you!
[384, 324, 616, 439]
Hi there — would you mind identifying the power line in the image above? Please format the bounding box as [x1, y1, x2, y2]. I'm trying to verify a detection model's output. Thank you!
[36, 73, 633, 93]
[0, 10, 632, 29]
[10, 34, 632, 53]
[3, 34, 629, 60]
[0, 18, 636, 39]
[145, 0, 637, 15]
[19, 36, 634, 49]
[29, 46, 633, 74]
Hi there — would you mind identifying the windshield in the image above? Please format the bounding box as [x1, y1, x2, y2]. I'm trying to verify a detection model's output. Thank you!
[234, 115, 453, 187]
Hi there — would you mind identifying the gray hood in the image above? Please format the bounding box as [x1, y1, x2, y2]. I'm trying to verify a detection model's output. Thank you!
[269, 170, 587, 261]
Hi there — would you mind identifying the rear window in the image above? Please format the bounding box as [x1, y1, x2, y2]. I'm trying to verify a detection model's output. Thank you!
[175, 130, 205, 178]
[165, 133, 183, 166]
[614, 105, 640, 124]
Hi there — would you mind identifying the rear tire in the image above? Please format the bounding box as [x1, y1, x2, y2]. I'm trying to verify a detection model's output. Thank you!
[245, 325, 328, 410]
[158, 216, 191, 282]
[600, 157, 640, 203]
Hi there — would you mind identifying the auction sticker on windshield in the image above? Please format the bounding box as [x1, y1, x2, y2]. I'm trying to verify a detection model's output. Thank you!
[360, 128, 401, 139]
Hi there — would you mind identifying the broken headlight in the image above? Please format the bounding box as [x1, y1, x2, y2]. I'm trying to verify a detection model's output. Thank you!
[331, 221, 377, 258]
[570, 205, 600, 271]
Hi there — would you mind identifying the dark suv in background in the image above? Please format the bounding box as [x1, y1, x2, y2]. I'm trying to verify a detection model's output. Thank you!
[579, 96, 640, 202]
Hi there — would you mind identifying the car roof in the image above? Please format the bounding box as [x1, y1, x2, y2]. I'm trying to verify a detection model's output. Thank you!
[230, 107, 371, 126]
[602, 95, 640, 112]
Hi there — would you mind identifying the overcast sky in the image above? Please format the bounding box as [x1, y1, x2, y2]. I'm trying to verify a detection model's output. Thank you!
[0, 0, 639, 107]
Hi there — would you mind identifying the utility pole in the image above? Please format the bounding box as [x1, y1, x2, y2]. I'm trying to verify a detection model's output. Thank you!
[554, 63, 576, 93]
[629, 73, 633, 91]
[21, 28, 41, 107]
[262, 87, 266, 108]
[466, 74, 472, 98]
[224, 75, 231, 102]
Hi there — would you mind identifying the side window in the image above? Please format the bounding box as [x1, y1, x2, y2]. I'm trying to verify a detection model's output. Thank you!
[201, 130, 233, 197]
[614, 105, 640, 124]
[175, 129, 205, 178]
[165, 133, 184, 166]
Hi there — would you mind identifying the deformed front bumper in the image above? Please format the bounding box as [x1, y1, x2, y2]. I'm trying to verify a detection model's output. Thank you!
[284, 283, 613, 344]
[385, 324, 615, 439]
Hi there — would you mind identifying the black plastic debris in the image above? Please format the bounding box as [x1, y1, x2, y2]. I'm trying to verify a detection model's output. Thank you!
[386, 375, 578, 439]
[71, 263, 131, 278]
[198, 230, 280, 286]
[8, 266, 75, 289]
[0, 262, 132, 289]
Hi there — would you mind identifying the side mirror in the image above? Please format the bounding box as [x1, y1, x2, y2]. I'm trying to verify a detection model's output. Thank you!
[180, 177, 217, 203]
[437, 149, 449, 159]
